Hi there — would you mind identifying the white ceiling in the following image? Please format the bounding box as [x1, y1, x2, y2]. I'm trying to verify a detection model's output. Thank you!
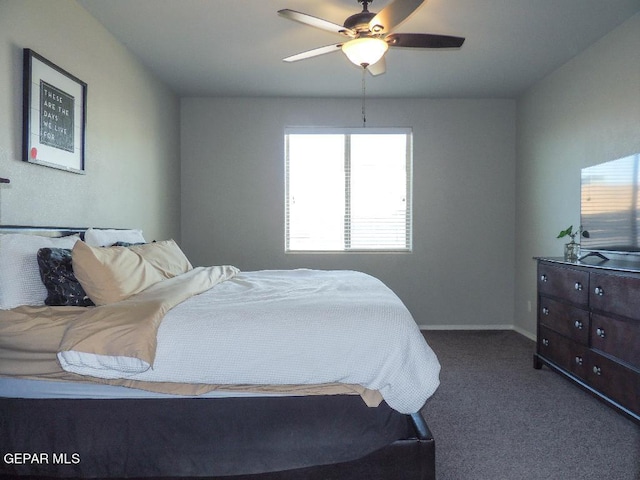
[77, 0, 640, 98]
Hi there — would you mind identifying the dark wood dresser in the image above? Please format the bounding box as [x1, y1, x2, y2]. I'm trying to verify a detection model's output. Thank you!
[534, 257, 640, 423]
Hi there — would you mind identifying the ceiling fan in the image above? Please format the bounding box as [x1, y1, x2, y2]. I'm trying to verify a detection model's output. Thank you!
[278, 0, 465, 76]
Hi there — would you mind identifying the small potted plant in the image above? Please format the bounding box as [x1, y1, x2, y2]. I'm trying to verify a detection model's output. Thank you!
[557, 225, 589, 261]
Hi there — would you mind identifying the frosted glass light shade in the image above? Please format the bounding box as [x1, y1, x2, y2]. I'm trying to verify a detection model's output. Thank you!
[341, 37, 388, 67]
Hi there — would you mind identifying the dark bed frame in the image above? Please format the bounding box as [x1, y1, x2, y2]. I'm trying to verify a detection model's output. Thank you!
[0, 226, 436, 480]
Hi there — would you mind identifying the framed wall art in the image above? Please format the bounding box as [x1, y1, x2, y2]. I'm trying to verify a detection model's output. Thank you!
[22, 49, 87, 174]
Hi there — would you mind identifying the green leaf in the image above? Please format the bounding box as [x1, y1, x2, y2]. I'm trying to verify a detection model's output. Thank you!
[557, 226, 573, 239]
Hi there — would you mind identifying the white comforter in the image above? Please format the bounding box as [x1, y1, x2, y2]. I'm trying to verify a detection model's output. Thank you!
[64, 269, 440, 413]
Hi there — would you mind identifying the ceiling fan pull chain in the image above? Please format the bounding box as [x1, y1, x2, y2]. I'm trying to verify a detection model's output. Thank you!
[361, 66, 367, 127]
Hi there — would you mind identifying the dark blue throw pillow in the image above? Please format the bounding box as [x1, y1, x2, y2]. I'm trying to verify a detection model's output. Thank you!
[37, 248, 95, 307]
[111, 241, 146, 247]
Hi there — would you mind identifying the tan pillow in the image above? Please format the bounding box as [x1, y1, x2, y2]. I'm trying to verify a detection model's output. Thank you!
[71, 240, 192, 306]
[127, 240, 193, 278]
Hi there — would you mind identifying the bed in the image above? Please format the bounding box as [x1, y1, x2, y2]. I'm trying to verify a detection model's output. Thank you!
[0, 225, 439, 480]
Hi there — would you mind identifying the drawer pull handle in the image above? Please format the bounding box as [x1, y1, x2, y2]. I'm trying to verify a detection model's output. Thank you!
[542, 338, 549, 347]
[596, 328, 606, 338]
[574, 282, 582, 291]
[540, 274, 548, 283]
[593, 366, 602, 376]
[594, 286, 605, 296]
[542, 307, 549, 316]
[575, 356, 583, 366]
[574, 320, 583, 330]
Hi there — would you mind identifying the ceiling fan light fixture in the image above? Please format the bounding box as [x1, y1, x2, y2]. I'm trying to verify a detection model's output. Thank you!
[341, 37, 388, 67]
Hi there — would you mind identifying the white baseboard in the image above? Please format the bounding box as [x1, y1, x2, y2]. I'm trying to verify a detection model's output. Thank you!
[512, 325, 536, 341]
[419, 324, 536, 342]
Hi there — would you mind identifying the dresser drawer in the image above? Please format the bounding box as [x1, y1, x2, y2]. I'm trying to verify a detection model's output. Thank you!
[590, 272, 640, 320]
[538, 263, 589, 306]
[588, 351, 640, 415]
[539, 296, 589, 344]
[591, 313, 640, 370]
[538, 326, 590, 380]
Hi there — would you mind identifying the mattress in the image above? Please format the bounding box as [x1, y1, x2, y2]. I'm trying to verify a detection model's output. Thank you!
[0, 376, 287, 399]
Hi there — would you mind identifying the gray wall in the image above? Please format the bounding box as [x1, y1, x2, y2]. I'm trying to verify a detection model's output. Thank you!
[2, 1, 636, 337]
[181, 97, 516, 328]
[515, 13, 640, 336]
[0, 0, 181, 242]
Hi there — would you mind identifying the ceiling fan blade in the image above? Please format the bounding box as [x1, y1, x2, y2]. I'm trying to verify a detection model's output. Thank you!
[283, 43, 343, 63]
[386, 33, 465, 48]
[278, 9, 355, 37]
[368, 0, 425, 35]
[367, 57, 387, 76]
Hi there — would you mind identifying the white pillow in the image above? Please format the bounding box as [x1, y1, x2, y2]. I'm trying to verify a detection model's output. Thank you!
[0, 233, 80, 310]
[84, 228, 146, 247]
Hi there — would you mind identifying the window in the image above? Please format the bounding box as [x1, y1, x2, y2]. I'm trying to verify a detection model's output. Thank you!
[285, 128, 412, 252]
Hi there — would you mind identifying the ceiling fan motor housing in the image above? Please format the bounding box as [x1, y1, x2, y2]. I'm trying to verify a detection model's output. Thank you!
[343, 11, 376, 35]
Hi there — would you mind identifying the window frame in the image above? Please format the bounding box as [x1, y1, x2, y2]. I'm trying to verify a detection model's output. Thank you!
[284, 127, 413, 254]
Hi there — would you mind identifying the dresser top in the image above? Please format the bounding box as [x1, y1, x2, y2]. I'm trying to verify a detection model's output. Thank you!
[536, 255, 640, 274]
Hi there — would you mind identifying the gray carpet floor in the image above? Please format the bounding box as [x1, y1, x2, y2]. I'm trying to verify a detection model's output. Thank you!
[419, 330, 640, 480]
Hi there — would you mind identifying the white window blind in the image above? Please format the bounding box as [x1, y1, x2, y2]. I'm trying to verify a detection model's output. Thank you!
[285, 128, 412, 252]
